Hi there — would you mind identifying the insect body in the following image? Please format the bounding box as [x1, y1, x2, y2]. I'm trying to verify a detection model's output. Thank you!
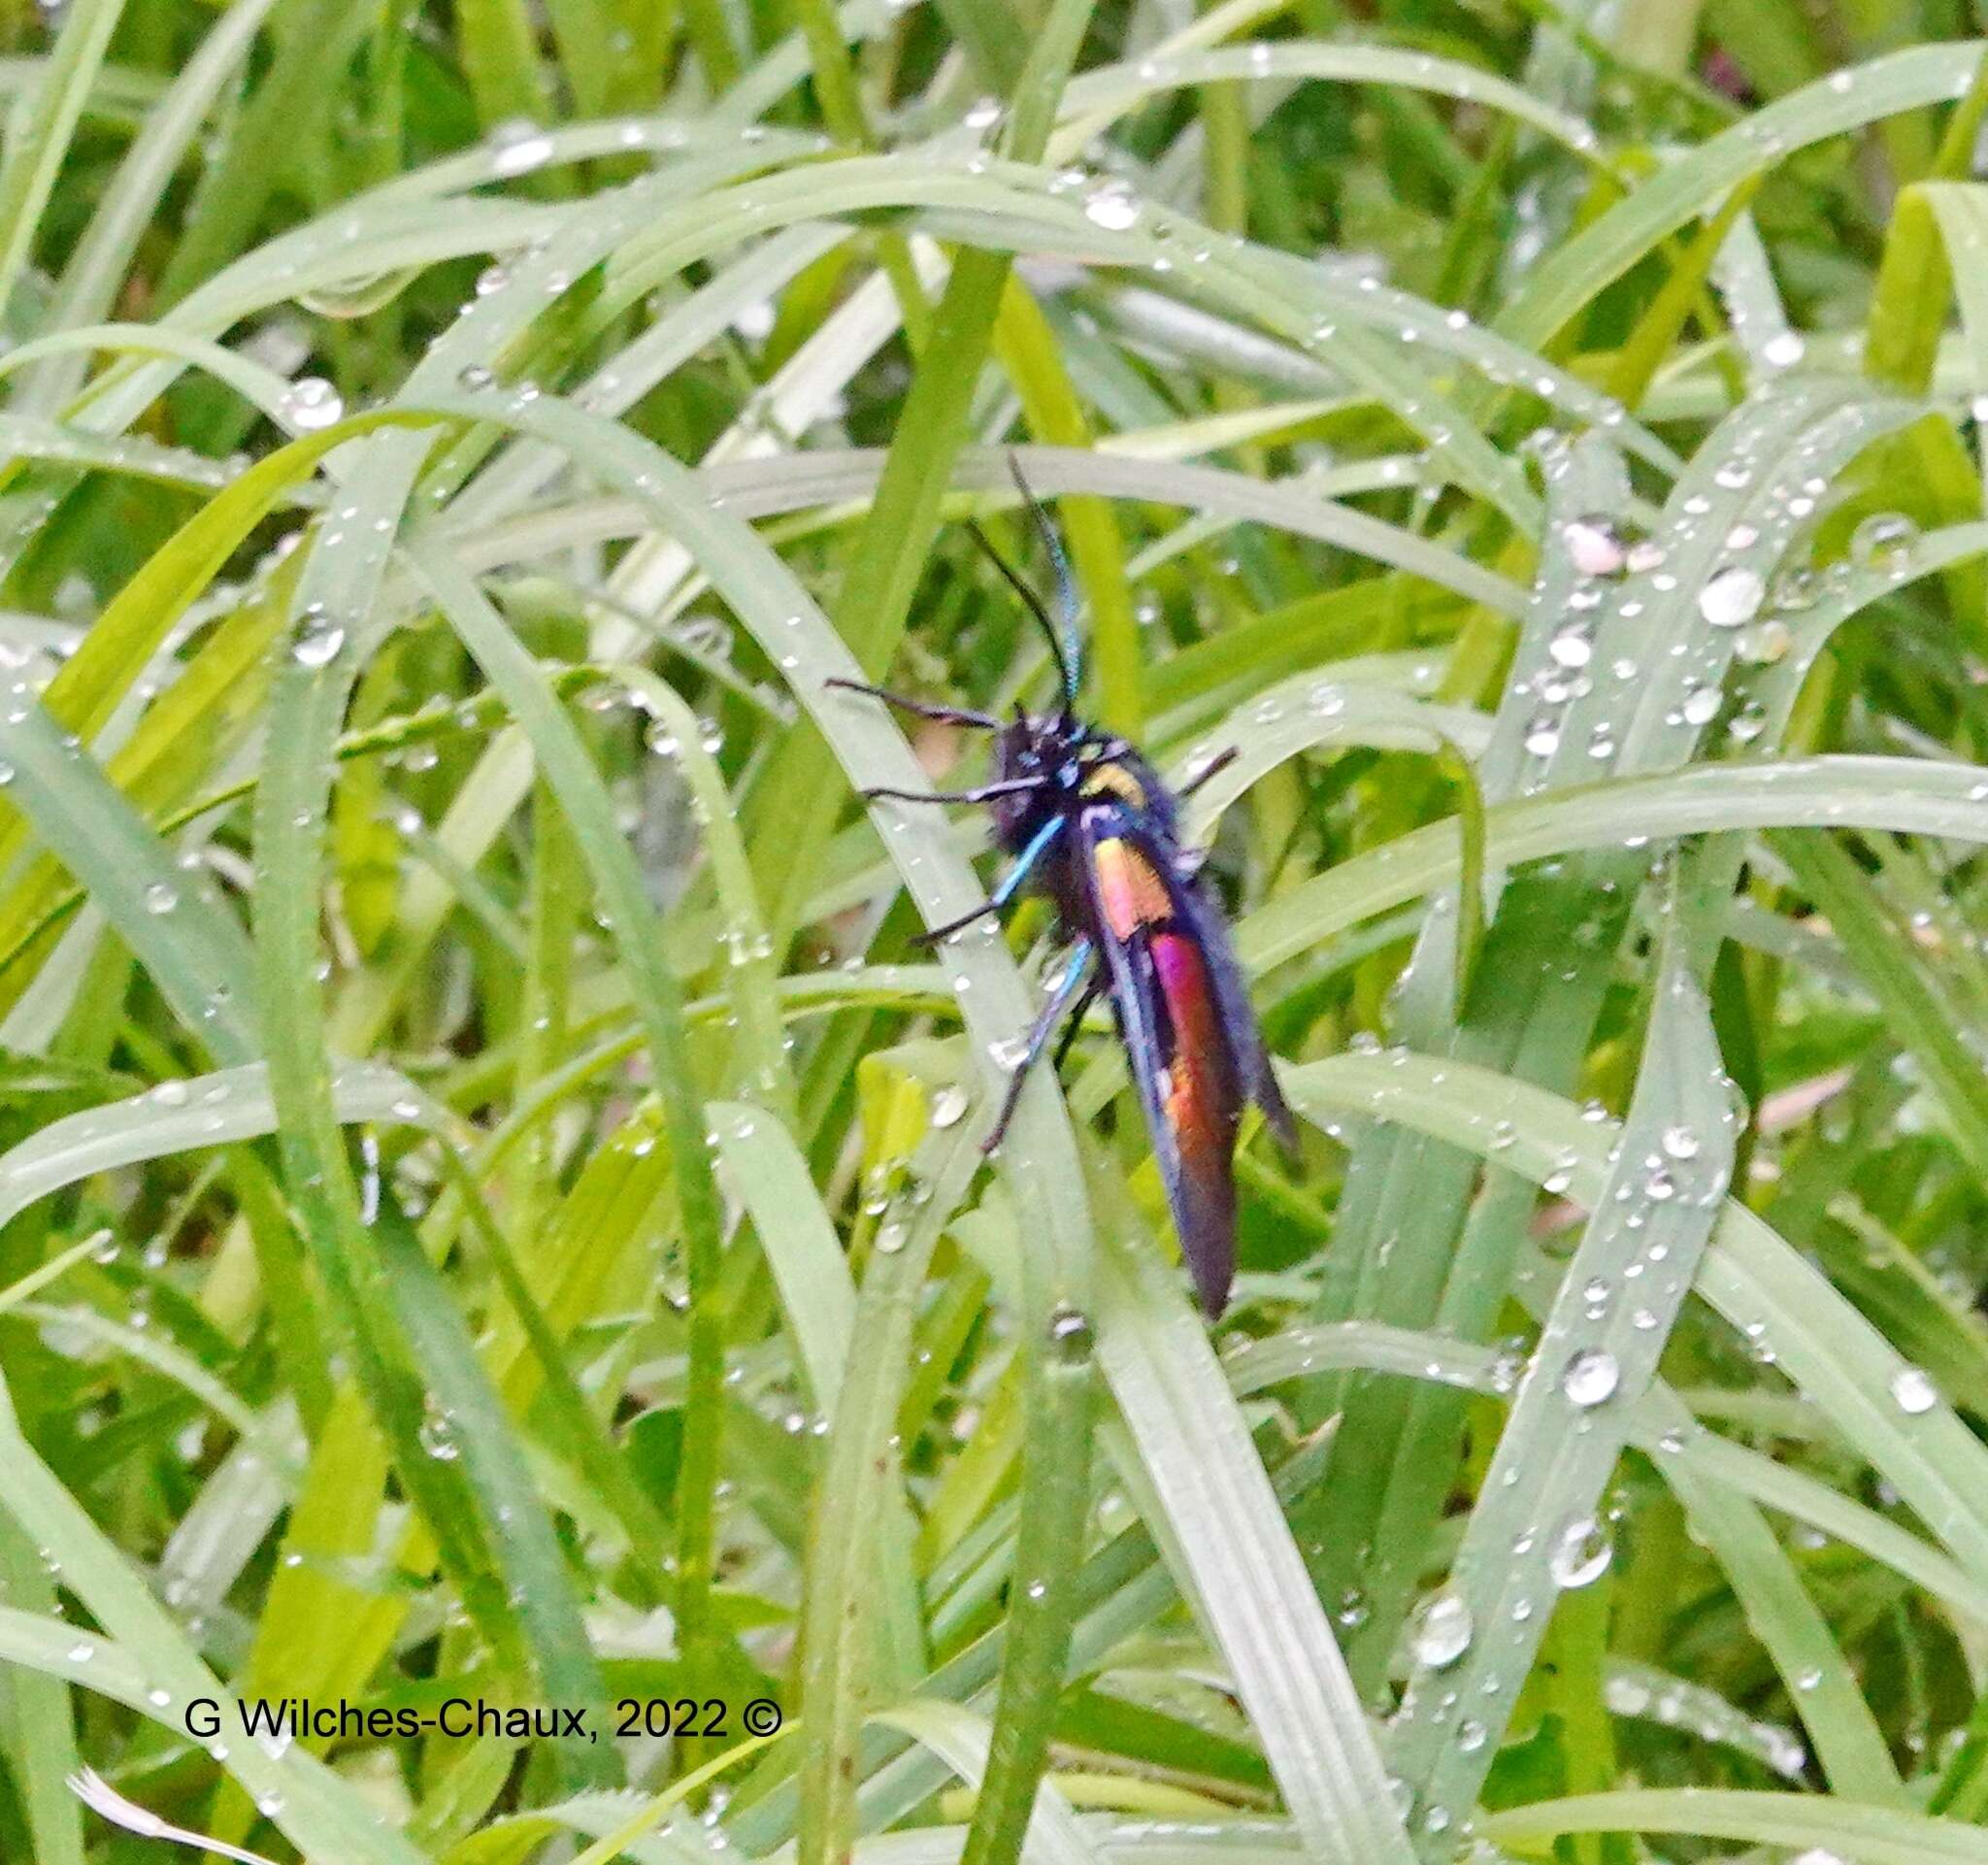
[832, 467, 1298, 1317]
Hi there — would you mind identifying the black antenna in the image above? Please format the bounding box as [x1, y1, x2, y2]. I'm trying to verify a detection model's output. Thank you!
[1005, 452, 1083, 697]
[965, 517, 1079, 709]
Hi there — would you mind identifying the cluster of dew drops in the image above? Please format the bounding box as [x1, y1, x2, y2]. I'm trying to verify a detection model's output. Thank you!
[1514, 424, 1932, 783]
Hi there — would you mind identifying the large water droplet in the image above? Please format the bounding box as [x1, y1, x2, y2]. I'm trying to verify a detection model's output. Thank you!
[1083, 181, 1142, 231]
[931, 1084, 969, 1129]
[292, 620, 346, 668]
[1410, 1589, 1474, 1668]
[1890, 1365, 1939, 1415]
[1561, 516, 1626, 578]
[1548, 1515, 1613, 1587]
[1698, 565, 1766, 630]
[1560, 1347, 1620, 1407]
[282, 376, 343, 432]
[1680, 683, 1721, 726]
[1548, 626, 1592, 669]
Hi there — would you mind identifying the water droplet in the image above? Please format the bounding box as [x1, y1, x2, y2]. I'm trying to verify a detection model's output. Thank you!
[1560, 1347, 1620, 1407]
[1850, 512, 1916, 570]
[1680, 683, 1721, 727]
[1082, 181, 1142, 231]
[419, 1410, 462, 1459]
[282, 376, 343, 432]
[1890, 1365, 1938, 1415]
[1625, 540, 1667, 574]
[143, 882, 178, 916]
[489, 117, 554, 178]
[1740, 618, 1792, 665]
[1410, 1589, 1474, 1668]
[1048, 1306, 1093, 1363]
[1762, 331, 1806, 369]
[1727, 699, 1769, 743]
[1661, 1124, 1700, 1160]
[931, 1084, 969, 1129]
[1698, 565, 1766, 630]
[1561, 516, 1626, 577]
[1548, 626, 1592, 669]
[1548, 1515, 1613, 1587]
[292, 620, 347, 668]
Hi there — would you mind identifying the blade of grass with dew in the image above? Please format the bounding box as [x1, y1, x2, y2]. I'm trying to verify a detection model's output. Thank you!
[1286, 437, 1634, 1680]
[708, 1101, 855, 1413]
[1385, 887, 1741, 1840]
[1499, 44, 1987, 350]
[27, 0, 283, 409]
[693, 444, 1524, 613]
[1092, 1182, 1415, 1865]
[797, 1056, 977, 1864]
[0, 0, 127, 328]
[1276, 1045, 1988, 1579]
[0, 1515, 82, 1865]
[405, 533, 736, 1682]
[371, 1200, 615, 1783]
[0, 1059, 425, 1228]
[1237, 755, 1988, 976]
[1478, 1788, 1988, 1861]
[0, 685, 258, 1061]
[0, 1384, 430, 1865]
[616, 668, 794, 1116]
[1054, 42, 1606, 166]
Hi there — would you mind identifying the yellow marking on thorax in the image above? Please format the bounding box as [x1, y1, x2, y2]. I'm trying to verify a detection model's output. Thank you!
[1080, 760, 1145, 807]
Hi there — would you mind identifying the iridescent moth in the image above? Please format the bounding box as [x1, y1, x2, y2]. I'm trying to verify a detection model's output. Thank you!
[832, 466, 1298, 1317]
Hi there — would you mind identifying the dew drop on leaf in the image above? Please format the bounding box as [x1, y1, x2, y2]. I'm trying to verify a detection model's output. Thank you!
[1560, 1347, 1620, 1407]
[1409, 1589, 1474, 1668]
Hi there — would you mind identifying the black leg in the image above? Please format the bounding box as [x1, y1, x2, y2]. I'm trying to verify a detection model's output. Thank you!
[909, 897, 1007, 946]
[861, 778, 1048, 806]
[1176, 745, 1240, 800]
[1050, 978, 1106, 1072]
[825, 677, 1000, 731]
[983, 944, 1096, 1152]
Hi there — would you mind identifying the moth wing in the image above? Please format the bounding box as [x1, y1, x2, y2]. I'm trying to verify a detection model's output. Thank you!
[1147, 839, 1302, 1159]
[1076, 803, 1242, 1318]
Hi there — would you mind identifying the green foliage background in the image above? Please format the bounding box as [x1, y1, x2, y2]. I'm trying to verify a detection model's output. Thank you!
[0, 0, 1984, 1861]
